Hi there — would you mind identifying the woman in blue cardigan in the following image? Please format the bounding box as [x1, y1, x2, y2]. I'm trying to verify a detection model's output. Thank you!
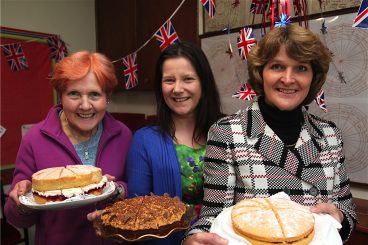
[126, 41, 223, 245]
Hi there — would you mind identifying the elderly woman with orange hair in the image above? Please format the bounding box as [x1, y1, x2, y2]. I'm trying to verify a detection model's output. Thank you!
[5, 51, 132, 245]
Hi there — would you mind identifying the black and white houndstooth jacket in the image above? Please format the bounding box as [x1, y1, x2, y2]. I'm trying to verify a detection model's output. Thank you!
[185, 100, 356, 242]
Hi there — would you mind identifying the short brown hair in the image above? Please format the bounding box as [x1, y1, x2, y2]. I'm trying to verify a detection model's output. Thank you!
[247, 25, 332, 105]
[51, 51, 118, 95]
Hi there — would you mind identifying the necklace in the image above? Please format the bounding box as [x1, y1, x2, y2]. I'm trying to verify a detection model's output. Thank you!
[60, 110, 95, 160]
[82, 141, 90, 160]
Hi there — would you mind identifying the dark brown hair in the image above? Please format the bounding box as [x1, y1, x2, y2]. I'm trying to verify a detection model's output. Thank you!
[154, 41, 223, 143]
[247, 24, 332, 105]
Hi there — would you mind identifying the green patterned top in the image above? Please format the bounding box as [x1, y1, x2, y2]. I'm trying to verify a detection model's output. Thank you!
[175, 144, 206, 206]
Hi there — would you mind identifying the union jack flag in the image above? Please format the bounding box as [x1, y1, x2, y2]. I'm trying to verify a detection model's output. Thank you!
[352, 0, 368, 29]
[122, 53, 138, 90]
[232, 83, 257, 101]
[1, 43, 28, 71]
[47, 35, 68, 62]
[237, 27, 257, 60]
[315, 89, 327, 112]
[201, 0, 216, 18]
[154, 20, 180, 51]
[250, 0, 268, 14]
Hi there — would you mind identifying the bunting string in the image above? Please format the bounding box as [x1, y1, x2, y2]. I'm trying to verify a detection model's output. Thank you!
[111, 0, 187, 64]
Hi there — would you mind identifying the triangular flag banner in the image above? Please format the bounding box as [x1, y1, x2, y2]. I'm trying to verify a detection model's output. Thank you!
[352, 0, 368, 29]
[232, 83, 257, 101]
[47, 35, 68, 62]
[1, 43, 28, 71]
[122, 53, 138, 90]
[154, 20, 180, 51]
[237, 27, 257, 60]
[201, 0, 216, 18]
[315, 89, 327, 112]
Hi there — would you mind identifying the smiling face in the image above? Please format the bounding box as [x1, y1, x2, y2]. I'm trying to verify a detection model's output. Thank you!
[61, 71, 107, 136]
[262, 46, 313, 111]
[161, 57, 202, 119]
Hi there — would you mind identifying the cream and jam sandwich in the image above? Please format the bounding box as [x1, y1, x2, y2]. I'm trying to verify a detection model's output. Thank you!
[31, 165, 107, 204]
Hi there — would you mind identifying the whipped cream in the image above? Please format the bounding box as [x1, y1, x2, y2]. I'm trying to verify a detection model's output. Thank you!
[33, 175, 108, 198]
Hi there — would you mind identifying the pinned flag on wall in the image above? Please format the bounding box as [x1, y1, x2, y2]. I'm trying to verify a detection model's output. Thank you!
[201, 0, 216, 18]
[47, 35, 68, 62]
[237, 27, 257, 60]
[232, 83, 257, 101]
[1, 43, 28, 71]
[315, 90, 327, 112]
[352, 0, 368, 29]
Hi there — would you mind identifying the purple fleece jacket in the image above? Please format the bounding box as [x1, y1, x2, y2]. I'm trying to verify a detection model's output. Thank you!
[4, 104, 132, 245]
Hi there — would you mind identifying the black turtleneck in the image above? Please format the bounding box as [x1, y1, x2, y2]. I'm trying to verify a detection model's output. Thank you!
[258, 97, 304, 147]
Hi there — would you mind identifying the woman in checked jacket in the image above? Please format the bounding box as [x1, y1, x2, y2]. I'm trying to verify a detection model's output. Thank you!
[183, 24, 356, 245]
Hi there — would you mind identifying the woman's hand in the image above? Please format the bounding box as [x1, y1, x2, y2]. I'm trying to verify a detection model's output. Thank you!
[104, 174, 125, 201]
[87, 210, 102, 222]
[183, 232, 228, 245]
[8, 179, 34, 214]
[104, 174, 115, 182]
[310, 202, 344, 223]
[87, 210, 103, 236]
[8, 180, 31, 205]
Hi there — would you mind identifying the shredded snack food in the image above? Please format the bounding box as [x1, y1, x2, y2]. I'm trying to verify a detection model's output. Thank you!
[231, 197, 315, 245]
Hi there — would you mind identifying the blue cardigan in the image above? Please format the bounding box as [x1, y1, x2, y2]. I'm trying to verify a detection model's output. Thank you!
[127, 126, 183, 244]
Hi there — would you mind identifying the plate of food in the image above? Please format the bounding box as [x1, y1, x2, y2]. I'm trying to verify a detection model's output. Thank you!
[210, 194, 342, 245]
[94, 194, 195, 242]
[19, 165, 115, 210]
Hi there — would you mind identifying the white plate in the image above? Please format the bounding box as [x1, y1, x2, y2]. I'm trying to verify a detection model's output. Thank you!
[19, 181, 115, 210]
[210, 206, 342, 245]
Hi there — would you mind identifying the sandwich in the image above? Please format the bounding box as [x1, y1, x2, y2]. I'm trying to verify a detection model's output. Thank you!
[31, 165, 107, 204]
[231, 197, 315, 245]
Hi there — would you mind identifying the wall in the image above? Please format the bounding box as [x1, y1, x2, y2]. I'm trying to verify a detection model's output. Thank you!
[1, 0, 156, 115]
[1, 0, 96, 53]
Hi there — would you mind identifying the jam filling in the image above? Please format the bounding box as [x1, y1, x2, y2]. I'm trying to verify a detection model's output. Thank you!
[33, 183, 106, 202]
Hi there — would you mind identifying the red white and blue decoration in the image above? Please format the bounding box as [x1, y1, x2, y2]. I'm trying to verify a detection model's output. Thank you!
[232, 83, 257, 101]
[47, 35, 68, 62]
[320, 19, 328, 34]
[237, 27, 257, 60]
[250, 0, 268, 14]
[1, 43, 28, 71]
[315, 89, 327, 112]
[201, 0, 216, 18]
[122, 53, 138, 90]
[352, 0, 368, 29]
[274, 13, 292, 27]
[154, 20, 180, 51]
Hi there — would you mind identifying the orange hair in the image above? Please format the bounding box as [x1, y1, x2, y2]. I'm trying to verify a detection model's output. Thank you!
[50, 51, 118, 95]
